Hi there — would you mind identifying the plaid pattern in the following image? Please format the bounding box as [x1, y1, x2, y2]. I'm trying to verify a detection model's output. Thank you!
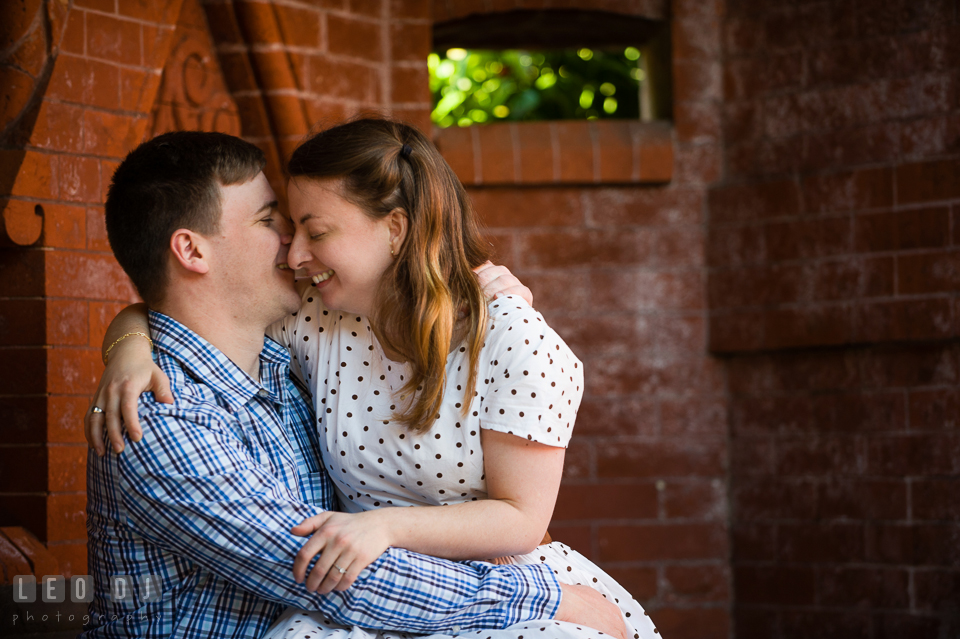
[83, 311, 562, 638]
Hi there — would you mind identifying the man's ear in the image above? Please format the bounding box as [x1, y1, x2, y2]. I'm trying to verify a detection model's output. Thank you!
[387, 208, 408, 254]
[169, 229, 210, 274]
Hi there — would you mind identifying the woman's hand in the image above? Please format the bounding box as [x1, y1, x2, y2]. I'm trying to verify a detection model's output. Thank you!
[291, 510, 394, 594]
[474, 261, 534, 306]
[85, 345, 173, 456]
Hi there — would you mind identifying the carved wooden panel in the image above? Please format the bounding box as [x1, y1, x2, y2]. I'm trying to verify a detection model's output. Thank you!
[149, 0, 240, 138]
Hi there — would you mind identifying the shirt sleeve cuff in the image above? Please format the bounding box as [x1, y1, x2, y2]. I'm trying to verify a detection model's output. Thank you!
[497, 562, 563, 627]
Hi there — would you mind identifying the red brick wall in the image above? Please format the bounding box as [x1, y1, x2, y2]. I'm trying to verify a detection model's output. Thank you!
[712, 0, 960, 635]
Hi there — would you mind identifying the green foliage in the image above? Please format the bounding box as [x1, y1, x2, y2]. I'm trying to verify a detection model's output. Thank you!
[429, 47, 643, 128]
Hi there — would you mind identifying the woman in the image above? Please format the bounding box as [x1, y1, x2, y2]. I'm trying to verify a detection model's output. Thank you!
[88, 118, 661, 639]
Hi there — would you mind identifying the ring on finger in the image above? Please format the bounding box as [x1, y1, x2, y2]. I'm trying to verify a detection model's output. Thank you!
[334, 564, 347, 574]
[91, 406, 104, 414]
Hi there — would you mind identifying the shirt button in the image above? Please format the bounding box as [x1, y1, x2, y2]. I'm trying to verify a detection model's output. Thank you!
[257, 389, 269, 397]
[451, 627, 460, 634]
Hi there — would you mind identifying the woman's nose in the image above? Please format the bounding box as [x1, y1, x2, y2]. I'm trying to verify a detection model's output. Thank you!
[287, 230, 310, 269]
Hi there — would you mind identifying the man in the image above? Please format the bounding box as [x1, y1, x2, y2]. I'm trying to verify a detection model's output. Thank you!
[84, 131, 624, 638]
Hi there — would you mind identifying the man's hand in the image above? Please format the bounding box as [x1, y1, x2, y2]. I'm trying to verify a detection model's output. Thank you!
[555, 584, 629, 639]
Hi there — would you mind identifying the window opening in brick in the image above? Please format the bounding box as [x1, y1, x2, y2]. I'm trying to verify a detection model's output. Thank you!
[430, 10, 671, 128]
[430, 47, 641, 127]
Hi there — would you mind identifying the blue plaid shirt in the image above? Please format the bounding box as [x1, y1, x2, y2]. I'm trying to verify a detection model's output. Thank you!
[84, 311, 562, 638]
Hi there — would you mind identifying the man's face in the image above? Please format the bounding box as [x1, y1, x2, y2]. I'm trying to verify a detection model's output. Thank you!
[209, 172, 300, 326]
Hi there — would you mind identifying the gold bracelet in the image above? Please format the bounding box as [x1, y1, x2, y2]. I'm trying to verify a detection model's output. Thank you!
[103, 331, 153, 364]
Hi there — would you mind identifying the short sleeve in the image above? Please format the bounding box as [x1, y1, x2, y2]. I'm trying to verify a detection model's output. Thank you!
[478, 296, 583, 447]
[265, 282, 335, 387]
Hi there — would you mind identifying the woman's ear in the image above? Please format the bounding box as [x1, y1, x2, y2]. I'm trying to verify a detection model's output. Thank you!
[387, 208, 408, 255]
[169, 229, 210, 274]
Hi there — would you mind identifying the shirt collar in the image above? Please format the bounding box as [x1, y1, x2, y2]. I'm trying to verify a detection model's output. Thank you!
[148, 310, 290, 412]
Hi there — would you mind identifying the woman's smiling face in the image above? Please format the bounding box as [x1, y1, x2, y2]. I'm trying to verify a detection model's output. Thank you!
[286, 177, 402, 317]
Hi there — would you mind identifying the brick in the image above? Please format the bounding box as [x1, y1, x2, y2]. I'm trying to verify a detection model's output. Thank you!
[273, 4, 321, 48]
[651, 608, 729, 639]
[735, 565, 816, 605]
[0, 348, 46, 395]
[597, 440, 724, 478]
[47, 55, 120, 111]
[810, 392, 906, 433]
[861, 343, 958, 389]
[854, 206, 949, 252]
[663, 565, 729, 604]
[663, 479, 725, 520]
[549, 313, 654, 357]
[389, 64, 428, 104]
[553, 483, 657, 521]
[57, 155, 100, 204]
[586, 186, 702, 227]
[47, 347, 103, 395]
[896, 158, 960, 205]
[913, 524, 960, 567]
[909, 388, 960, 430]
[661, 398, 726, 437]
[602, 566, 657, 601]
[765, 216, 853, 262]
[328, 14, 382, 61]
[675, 100, 722, 145]
[86, 206, 110, 252]
[389, 22, 430, 62]
[46, 493, 87, 542]
[729, 396, 812, 437]
[873, 613, 943, 639]
[592, 270, 704, 313]
[308, 55, 380, 103]
[708, 180, 800, 224]
[83, 111, 147, 158]
[777, 436, 860, 475]
[913, 569, 960, 612]
[730, 437, 776, 476]
[45, 251, 137, 300]
[674, 59, 721, 103]
[732, 477, 818, 519]
[46, 299, 88, 346]
[596, 120, 635, 182]
[575, 396, 659, 437]
[232, 0, 282, 44]
[0, 446, 46, 493]
[803, 122, 900, 173]
[555, 121, 595, 183]
[476, 124, 516, 184]
[48, 396, 90, 444]
[389, 0, 429, 19]
[818, 566, 910, 608]
[706, 225, 765, 267]
[598, 523, 726, 561]
[435, 125, 475, 184]
[804, 167, 894, 213]
[778, 522, 864, 563]
[898, 251, 960, 295]
[733, 609, 777, 639]
[854, 298, 954, 343]
[764, 305, 852, 349]
[818, 478, 907, 520]
[43, 203, 87, 249]
[731, 522, 777, 561]
[505, 270, 590, 315]
[780, 610, 870, 639]
[117, 0, 180, 22]
[812, 256, 894, 301]
[913, 479, 960, 521]
[1, 198, 43, 246]
[515, 122, 555, 183]
[48, 445, 86, 493]
[709, 310, 766, 352]
[31, 101, 84, 153]
[472, 188, 582, 228]
[0, 66, 36, 131]
[86, 13, 140, 63]
[546, 524, 593, 559]
[350, 0, 383, 18]
[0, 397, 45, 444]
[519, 228, 654, 269]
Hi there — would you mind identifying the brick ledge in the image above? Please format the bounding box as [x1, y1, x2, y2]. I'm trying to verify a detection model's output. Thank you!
[435, 120, 674, 187]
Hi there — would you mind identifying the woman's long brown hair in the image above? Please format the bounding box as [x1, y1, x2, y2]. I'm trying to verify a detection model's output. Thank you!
[287, 118, 492, 433]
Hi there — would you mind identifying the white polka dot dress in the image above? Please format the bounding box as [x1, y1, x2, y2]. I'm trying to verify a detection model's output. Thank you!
[262, 292, 661, 639]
